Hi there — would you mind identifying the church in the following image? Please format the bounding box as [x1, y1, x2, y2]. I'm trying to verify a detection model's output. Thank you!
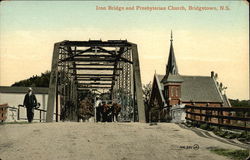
[149, 32, 231, 122]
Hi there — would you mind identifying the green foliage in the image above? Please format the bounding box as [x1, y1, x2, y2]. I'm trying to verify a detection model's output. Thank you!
[186, 121, 249, 141]
[185, 121, 201, 127]
[210, 126, 219, 132]
[209, 147, 249, 160]
[219, 131, 229, 137]
[11, 71, 51, 87]
[142, 81, 152, 105]
[229, 99, 250, 117]
[200, 123, 209, 130]
[225, 133, 237, 139]
[199, 123, 214, 131]
[185, 121, 193, 128]
[237, 132, 250, 142]
[212, 129, 250, 141]
[229, 99, 250, 107]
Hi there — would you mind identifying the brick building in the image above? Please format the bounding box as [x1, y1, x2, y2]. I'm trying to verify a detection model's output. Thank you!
[149, 32, 231, 122]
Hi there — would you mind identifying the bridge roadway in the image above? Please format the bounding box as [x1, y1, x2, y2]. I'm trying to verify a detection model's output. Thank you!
[0, 123, 247, 160]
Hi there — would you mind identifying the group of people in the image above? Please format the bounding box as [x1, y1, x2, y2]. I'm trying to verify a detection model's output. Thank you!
[78, 98, 94, 122]
[95, 99, 121, 122]
[23, 87, 122, 123]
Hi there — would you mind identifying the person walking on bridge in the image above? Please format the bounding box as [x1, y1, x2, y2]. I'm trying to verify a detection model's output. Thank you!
[23, 87, 37, 123]
[95, 97, 102, 122]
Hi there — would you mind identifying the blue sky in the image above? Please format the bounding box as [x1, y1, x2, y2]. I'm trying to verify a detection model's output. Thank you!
[1, 1, 248, 32]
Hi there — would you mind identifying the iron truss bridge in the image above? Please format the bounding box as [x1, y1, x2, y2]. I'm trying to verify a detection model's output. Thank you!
[46, 40, 145, 122]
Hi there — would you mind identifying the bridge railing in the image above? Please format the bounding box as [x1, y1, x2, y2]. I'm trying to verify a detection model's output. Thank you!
[17, 105, 47, 122]
[18, 105, 61, 122]
[1, 103, 60, 123]
[185, 105, 250, 132]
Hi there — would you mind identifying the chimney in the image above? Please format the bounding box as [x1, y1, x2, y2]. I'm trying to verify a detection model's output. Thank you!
[211, 71, 214, 78]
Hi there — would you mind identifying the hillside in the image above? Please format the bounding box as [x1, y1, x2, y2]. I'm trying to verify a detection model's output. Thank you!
[11, 71, 50, 87]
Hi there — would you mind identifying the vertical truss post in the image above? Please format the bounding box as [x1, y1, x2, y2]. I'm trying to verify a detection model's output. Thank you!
[131, 44, 146, 122]
[73, 82, 78, 121]
[56, 84, 59, 122]
[46, 43, 60, 122]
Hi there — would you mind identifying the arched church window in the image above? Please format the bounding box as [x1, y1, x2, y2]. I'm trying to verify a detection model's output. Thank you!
[171, 87, 174, 97]
[176, 87, 179, 97]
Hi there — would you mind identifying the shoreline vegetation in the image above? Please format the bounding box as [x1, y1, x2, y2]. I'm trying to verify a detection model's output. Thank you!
[185, 121, 250, 143]
[185, 122, 249, 160]
[208, 147, 249, 160]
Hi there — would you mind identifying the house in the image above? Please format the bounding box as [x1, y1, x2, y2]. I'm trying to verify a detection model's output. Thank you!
[149, 32, 231, 122]
[0, 86, 57, 122]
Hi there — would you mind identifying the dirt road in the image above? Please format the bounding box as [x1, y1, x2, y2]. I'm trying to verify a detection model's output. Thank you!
[0, 122, 246, 160]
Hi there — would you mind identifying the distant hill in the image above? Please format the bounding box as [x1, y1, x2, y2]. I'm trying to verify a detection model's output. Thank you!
[11, 71, 50, 87]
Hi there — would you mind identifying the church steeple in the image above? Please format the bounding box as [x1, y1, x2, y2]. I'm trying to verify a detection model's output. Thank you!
[161, 31, 183, 84]
[161, 31, 183, 107]
[166, 30, 178, 75]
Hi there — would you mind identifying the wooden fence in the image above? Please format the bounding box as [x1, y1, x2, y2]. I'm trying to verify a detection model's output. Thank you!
[185, 105, 250, 132]
[0, 103, 8, 122]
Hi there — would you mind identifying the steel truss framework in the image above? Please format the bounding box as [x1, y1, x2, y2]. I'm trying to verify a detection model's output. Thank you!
[46, 40, 145, 122]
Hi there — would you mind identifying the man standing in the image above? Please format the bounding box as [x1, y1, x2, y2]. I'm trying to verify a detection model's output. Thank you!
[23, 87, 37, 123]
[94, 97, 102, 122]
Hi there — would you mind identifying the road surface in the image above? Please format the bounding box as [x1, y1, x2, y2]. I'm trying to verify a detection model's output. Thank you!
[0, 122, 246, 160]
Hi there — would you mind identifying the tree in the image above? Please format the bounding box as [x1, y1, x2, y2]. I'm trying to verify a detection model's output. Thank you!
[229, 99, 250, 107]
[11, 71, 51, 87]
[142, 81, 152, 123]
[142, 81, 152, 106]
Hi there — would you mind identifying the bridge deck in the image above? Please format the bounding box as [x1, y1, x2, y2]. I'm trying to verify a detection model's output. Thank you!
[0, 123, 245, 160]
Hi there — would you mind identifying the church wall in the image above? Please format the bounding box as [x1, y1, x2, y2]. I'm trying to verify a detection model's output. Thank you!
[169, 99, 179, 106]
[165, 85, 181, 106]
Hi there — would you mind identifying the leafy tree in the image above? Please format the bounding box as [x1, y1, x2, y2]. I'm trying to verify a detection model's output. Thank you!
[11, 71, 51, 87]
[229, 99, 250, 107]
[229, 99, 250, 117]
[142, 81, 152, 122]
[142, 81, 152, 106]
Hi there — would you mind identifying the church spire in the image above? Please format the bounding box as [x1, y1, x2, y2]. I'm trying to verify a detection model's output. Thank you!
[170, 30, 173, 42]
[161, 31, 183, 84]
[166, 31, 178, 75]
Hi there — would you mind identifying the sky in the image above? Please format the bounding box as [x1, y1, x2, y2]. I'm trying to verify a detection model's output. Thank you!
[0, 1, 249, 100]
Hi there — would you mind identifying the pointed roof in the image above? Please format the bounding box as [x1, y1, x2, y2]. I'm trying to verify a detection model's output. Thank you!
[161, 31, 183, 84]
[166, 30, 178, 75]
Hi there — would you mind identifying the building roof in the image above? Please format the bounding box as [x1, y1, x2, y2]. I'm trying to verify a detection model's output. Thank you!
[222, 94, 231, 107]
[155, 73, 166, 105]
[0, 86, 48, 94]
[156, 74, 223, 103]
[161, 74, 184, 83]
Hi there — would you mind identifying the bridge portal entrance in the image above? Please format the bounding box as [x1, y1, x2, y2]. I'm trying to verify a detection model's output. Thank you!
[46, 40, 145, 122]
